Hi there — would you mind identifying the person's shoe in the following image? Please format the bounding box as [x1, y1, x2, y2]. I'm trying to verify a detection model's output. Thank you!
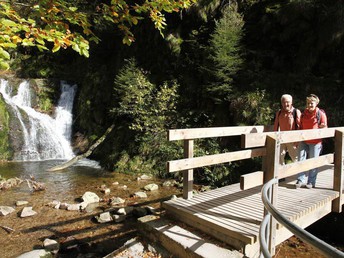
[295, 181, 303, 189]
[306, 183, 313, 189]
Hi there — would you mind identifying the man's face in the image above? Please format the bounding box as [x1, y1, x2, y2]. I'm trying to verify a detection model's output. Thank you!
[281, 98, 292, 112]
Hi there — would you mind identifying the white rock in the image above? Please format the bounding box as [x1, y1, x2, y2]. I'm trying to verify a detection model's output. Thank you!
[110, 197, 125, 206]
[16, 201, 29, 206]
[144, 183, 159, 191]
[112, 214, 126, 223]
[16, 249, 52, 258]
[0, 206, 15, 216]
[20, 207, 37, 217]
[81, 191, 100, 204]
[66, 202, 87, 211]
[134, 191, 148, 198]
[47, 200, 60, 209]
[139, 174, 152, 180]
[117, 206, 134, 215]
[43, 238, 59, 251]
[102, 188, 111, 194]
[95, 212, 113, 223]
[59, 203, 69, 210]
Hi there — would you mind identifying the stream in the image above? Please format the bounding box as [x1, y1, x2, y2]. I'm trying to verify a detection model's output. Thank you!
[0, 160, 181, 257]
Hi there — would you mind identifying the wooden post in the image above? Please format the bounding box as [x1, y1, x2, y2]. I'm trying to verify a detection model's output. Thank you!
[265, 135, 280, 255]
[183, 139, 194, 199]
[333, 130, 344, 212]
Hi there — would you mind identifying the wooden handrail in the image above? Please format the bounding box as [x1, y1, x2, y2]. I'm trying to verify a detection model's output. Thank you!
[241, 127, 344, 148]
[168, 125, 266, 141]
[166, 126, 344, 256]
[167, 126, 344, 206]
[167, 148, 266, 172]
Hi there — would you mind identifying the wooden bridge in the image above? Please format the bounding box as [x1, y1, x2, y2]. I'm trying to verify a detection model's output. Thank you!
[162, 126, 344, 257]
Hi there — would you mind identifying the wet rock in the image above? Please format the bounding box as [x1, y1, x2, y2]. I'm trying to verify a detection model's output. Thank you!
[110, 197, 125, 206]
[59, 202, 69, 210]
[117, 206, 134, 215]
[144, 183, 158, 191]
[0, 206, 15, 216]
[137, 174, 152, 180]
[95, 212, 112, 223]
[67, 202, 88, 211]
[84, 202, 99, 213]
[47, 200, 60, 209]
[81, 192, 100, 204]
[112, 214, 126, 223]
[170, 195, 178, 200]
[43, 238, 60, 252]
[16, 200, 29, 206]
[163, 180, 177, 187]
[133, 207, 148, 218]
[16, 249, 52, 258]
[133, 191, 147, 198]
[20, 207, 37, 217]
[118, 185, 127, 190]
[145, 206, 160, 215]
[101, 188, 110, 194]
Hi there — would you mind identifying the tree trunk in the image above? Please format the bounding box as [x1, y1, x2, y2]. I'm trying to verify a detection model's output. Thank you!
[47, 124, 115, 172]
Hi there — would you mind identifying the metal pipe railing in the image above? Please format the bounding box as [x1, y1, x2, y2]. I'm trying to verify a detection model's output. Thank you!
[260, 178, 344, 258]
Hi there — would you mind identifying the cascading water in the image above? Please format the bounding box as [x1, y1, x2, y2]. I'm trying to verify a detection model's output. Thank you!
[0, 79, 76, 161]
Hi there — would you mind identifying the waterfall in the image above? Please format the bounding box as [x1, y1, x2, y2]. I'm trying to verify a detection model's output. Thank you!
[0, 79, 76, 161]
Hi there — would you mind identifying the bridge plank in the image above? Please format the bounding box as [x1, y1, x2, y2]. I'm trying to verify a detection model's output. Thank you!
[278, 154, 334, 178]
[241, 127, 344, 148]
[167, 148, 266, 173]
[240, 171, 264, 190]
[163, 168, 340, 254]
[168, 126, 266, 141]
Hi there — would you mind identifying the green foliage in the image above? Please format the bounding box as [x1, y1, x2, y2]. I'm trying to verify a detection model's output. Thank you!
[230, 89, 274, 125]
[207, 4, 244, 103]
[0, 0, 196, 70]
[111, 58, 181, 176]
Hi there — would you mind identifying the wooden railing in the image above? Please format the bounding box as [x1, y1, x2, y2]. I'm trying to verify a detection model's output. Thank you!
[167, 126, 343, 210]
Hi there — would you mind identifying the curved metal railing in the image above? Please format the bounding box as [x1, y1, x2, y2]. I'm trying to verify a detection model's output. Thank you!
[259, 178, 344, 258]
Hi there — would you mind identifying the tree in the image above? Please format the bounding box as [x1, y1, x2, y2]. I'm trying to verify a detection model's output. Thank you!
[0, 0, 196, 70]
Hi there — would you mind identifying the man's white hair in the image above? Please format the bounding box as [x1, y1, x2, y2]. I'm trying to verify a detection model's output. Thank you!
[281, 94, 293, 102]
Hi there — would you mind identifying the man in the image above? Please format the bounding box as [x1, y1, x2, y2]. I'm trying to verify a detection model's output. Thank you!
[273, 94, 301, 165]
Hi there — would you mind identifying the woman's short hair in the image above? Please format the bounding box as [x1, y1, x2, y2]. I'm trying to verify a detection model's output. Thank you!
[307, 94, 320, 104]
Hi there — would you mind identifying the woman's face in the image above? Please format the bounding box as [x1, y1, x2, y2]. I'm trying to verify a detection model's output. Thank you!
[306, 100, 317, 112]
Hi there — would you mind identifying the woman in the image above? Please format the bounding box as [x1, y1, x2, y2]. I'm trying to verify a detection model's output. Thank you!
[295, 94, 327, 189]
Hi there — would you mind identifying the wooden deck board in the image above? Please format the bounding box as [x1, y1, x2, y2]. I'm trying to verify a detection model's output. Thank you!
[163, 166, 341, 250]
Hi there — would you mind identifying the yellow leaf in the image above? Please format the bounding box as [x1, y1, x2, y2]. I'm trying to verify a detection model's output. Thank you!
[52, 43, 60, 53]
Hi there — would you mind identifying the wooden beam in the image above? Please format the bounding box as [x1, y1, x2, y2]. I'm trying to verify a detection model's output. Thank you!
[333, 130, 344, 212]
[167, 148, 266, 173]
[241, 127, 344, 148]
[168, 126, 265, 141]
[183, 140, 194, 200]
[240, 171, 264, 190]
[265, 135, 280, 255]
[278, 154, 334, 179]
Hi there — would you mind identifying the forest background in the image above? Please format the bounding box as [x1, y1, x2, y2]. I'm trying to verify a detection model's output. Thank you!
[1, 0, 344, 187]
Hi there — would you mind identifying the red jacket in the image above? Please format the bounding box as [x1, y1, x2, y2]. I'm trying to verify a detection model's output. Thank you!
[300, 107, 327, 144]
